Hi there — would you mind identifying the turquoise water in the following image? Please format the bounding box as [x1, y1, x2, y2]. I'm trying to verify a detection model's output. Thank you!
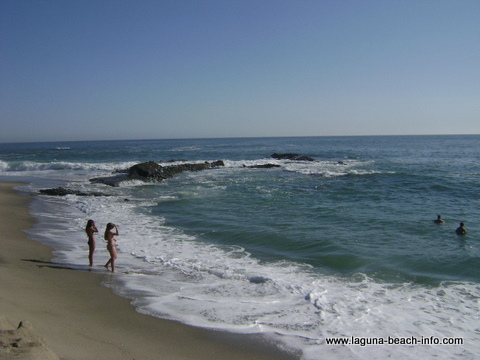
[1, 135, 479, 359]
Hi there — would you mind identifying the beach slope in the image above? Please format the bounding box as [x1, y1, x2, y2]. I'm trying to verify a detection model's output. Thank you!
[0, 182, 295, 360]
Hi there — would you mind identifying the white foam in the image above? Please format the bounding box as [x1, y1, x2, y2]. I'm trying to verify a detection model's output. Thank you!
[0, 160, 138, 174]
[281, 160, 379, 178]
[0, 160, 8, 172]
[221, 159, 381, 179]
[26, 190, 480, 360]
[168, 146, 202, 152]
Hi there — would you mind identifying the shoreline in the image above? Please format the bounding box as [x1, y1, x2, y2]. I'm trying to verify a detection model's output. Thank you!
[0, 181, 299, 360]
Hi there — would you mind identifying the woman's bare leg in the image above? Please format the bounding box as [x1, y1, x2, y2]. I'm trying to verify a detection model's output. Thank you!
[110, 247, 117, 272]
[105, 245, 117, 272]
[88, 244, 95, 266]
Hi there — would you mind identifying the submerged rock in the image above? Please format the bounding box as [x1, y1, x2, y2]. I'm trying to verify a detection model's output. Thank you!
[271, 153, 315, 161]
[244, 163, 281, 169]
[248, 276, 270, 284]
[39, 187, 108, 197]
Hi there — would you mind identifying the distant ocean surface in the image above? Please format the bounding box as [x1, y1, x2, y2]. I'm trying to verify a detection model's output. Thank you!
[1, 135, 479, 359]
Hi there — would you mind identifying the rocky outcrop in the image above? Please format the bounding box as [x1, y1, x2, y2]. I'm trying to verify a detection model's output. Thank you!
[39, 187, 109, 197]
[271, 153, 315, 161]
[91, 160, 225, 187]
[128, 160, 225, 181]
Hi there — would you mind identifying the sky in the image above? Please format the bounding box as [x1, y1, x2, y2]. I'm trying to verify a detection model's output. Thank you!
[1, 0, 479, 143]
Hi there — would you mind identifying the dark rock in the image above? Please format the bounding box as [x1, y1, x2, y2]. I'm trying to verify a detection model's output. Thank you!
[128, 160, 225, 181]
[248, 276, 270, 284]
[39, 187, 108, 197]
[271, 153, 315, 161]
[244, 164, 281, 169]
[128, 161, 165, 181]
[91, 160, 225, 187]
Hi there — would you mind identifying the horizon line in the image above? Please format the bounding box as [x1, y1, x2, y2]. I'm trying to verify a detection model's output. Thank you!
[1, 133, 478, 145]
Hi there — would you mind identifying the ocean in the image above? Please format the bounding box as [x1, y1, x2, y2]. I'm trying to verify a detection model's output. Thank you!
[1, 135, 479, 359]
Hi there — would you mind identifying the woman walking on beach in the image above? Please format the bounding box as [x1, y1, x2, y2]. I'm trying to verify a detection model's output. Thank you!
[85, 219, 98, 266]
[104, 223, 119, 272]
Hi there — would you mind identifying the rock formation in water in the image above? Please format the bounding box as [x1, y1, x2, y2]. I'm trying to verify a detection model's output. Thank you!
[243, 164, 281, 169]
[39, 187, 108, 197]
[271, 153, 315, 161]
[90, 160, 225, 187]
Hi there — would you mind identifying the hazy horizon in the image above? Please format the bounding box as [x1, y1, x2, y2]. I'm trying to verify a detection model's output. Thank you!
[1, 133, 479, 146]
[2, 1, 479, 143]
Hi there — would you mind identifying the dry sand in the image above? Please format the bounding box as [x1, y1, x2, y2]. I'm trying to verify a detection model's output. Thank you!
[0, 182, 298, 360]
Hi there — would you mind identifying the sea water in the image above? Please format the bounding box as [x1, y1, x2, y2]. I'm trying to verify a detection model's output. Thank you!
[1, 135, 479, 359]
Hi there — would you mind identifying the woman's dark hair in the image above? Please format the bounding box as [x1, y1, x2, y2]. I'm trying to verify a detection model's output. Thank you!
[85, 219, 95, 233]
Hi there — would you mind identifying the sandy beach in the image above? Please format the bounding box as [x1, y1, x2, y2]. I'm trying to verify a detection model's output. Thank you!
[0, 182, 297, 360]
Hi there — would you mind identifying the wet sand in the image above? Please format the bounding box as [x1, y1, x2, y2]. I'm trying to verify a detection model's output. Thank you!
[0, 181, 297, 360]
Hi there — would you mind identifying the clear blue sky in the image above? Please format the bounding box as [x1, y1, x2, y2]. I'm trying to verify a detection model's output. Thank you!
[1, 0, 479, 143]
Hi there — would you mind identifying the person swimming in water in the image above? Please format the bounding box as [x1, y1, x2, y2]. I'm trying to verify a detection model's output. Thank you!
[104, 223, 119, 272]
[434, 215, 444, 224]
[85, 219, 98, 266]
[455, 222, 467, 235]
